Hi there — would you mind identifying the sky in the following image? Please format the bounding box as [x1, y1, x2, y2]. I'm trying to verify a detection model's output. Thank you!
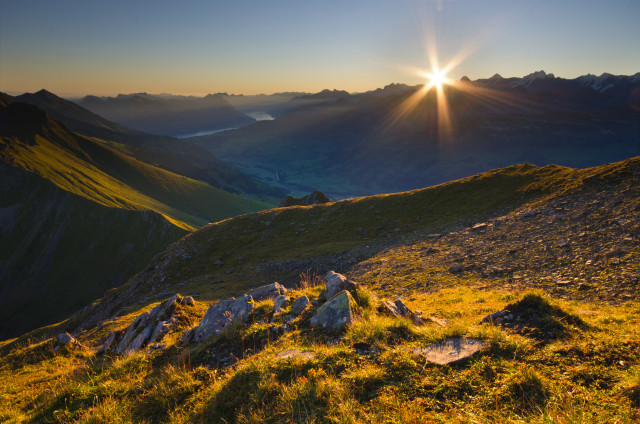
[1, 0, 639, 97]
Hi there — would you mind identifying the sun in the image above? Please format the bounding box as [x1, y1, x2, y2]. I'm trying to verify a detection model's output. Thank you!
[425, 68, 449, 89]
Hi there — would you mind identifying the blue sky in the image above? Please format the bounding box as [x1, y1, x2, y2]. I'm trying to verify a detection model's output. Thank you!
[1, 0, 638, 96]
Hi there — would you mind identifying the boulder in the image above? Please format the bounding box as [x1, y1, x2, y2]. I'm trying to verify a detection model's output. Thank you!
[377, 300, 401, 318]
[116, 311, 151, 354]
[409, 337, 488, 365]
[325, 271, 347, 300]
[377, 299, 427, 326]
[56, 332, 77, 345]
[181, 296, 196, 306]
[290, 295, 310, 315]
[310, 290, 357, 330]
[247, 282, 287, 302]
[125, 326, 152, 355]
[273, 295, 290, 314]
[182, 295, 254, 343]
[102, 294, 184, 356]
[344, 279, 360, 292]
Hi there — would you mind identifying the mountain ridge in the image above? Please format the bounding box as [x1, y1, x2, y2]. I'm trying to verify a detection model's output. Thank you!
[14, 90, 286, 202]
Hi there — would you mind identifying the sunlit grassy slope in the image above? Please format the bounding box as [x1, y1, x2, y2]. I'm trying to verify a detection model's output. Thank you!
[66, 156, 639, 334]
[0, 104, 271, 230]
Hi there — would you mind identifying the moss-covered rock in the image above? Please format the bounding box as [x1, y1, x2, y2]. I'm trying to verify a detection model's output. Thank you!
[310, 290, 357, 329]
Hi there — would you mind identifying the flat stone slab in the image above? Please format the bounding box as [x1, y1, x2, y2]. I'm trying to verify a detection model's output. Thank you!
[409, 337, 488, 365]
[275, 349, 316, 360]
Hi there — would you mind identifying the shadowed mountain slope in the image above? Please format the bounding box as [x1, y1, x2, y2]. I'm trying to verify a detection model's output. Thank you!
[0, 162, 187, 339]
[0, 98, 271, 229]
[15, 90, 285, 203]
[0, 98, 273, 339]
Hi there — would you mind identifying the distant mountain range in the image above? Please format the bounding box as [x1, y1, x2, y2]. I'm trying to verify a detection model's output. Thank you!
[189, 72, 640, 198]
[78, 92, 255, 137]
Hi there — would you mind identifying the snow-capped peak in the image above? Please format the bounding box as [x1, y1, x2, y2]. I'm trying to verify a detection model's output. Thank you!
[510, 70, 555, 88]
[576, 72, 618, 93]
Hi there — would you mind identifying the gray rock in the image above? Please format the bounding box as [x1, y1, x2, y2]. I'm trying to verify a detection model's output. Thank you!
[310, 290, 357, 330]
[116, 311, 151, 354]
[325, 271, 347, 300]
[106, 295, 183, 355]
[148, 320, 173, 344]
[377, 300, 401, 317]
[377, 300, 425, 325]
[273, 295, 290, 314]
[290, 295, 310, 315]
[409, 337, 488, 365]
[181, 296, 196, 306]
[183, 295, 254, 343]
[247, 282, 287, 302]
[126, 326, 152, 355]
[393, 299, 425, 325]
[56, 332, 76, 344]
[423, 316, 448, 327]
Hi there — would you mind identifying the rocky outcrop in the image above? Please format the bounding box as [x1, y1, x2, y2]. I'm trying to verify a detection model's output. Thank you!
[98, 294, 192, 355]
[310, 290, 357, 330]
[247, 282, 288, 302]
[377, 299, 422, 325]
[279, 190, 330, 207]
[325, 271, 359, 300]
[181, 282, 288, 344]
[181, 295, 253, 344]
[273, 295, 290, 314]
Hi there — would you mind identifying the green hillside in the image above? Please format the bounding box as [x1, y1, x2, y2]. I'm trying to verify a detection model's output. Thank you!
[1, 157, 637, 423]
[1, 101, 271, 230]
[0, 162, 188, 339]
[79, 159, 599, 315]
